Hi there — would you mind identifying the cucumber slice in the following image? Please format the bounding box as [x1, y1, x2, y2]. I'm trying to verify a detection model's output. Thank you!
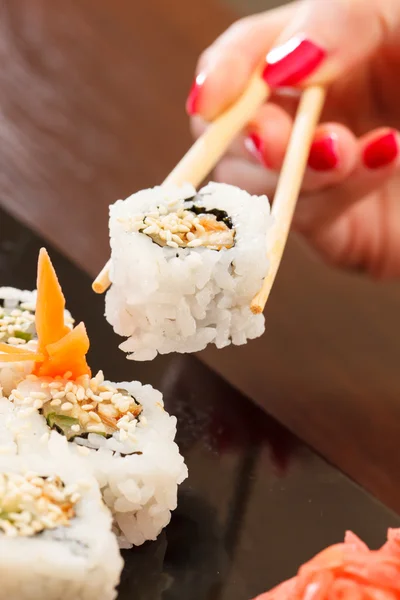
[45, 412, 81, 440]
[46, 413, 79, 428]
[14, 330, 33, 342]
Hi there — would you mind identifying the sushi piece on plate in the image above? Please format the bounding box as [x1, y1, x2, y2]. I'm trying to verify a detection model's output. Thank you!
[0, 433, 122, 600]
[105, 181, 271, 360]
[0, 286, 73, 395]
[254, 529, 400, 599]
[3, 248, 187, 547]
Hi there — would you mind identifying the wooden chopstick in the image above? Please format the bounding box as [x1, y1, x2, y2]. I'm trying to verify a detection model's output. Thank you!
[92, 75, 270, 293]
[250, 85, 326, 314]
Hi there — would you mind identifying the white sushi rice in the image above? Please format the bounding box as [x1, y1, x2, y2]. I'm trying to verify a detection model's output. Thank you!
[0, 287, 74, 396]
[0, 349, 37, 397]
[0, 287, 37, 308]
[0, 397, 19, 456]
[106, 182, 271, 360]
[0, 433, 122, 600]
[9, 377, 188, 548]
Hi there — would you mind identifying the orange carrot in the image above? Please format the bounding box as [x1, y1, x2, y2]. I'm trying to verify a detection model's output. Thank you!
[35, 248, 70, 352]
[1, 248, 91, 379]
[35, 322, 91, 379]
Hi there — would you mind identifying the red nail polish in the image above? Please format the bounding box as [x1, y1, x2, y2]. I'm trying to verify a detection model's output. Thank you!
[262, 36, 326, 87]
[185, 73, 205, 116]
[245, 133, 269, 167]
[363, 131, 399, 169]
[308, 134, 339, 171]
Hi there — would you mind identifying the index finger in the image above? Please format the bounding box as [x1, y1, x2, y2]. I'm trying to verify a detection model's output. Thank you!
[186, 4, 295, 121]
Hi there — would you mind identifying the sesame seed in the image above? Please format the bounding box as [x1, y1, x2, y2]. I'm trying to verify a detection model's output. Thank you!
[88, 411, 101, 423]
[8, 336, 26, 345]
[172, 234, 183, 244]
[86, 424, 103, 433]
[31, 392, 47, 400]
[71, 424, 80, 433]
[76, 387, 85, 401]
[52, 391, 66, 400]
[66, 392, 77, 404]
[167, 241, 179, 249]
[81, 404, 94, 411]
[49, 382, 63, 389]
[30, 477, 44, 487]
[194, 222, 205, 232]
[50, 399, 62, 407]
[61, 402, 73, 411]
[187, 239, 203, 247]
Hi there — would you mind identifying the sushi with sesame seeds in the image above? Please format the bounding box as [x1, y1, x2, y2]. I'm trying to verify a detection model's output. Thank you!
[105, 181, 271, 360]
[0, 287, 73, 396]
[0, 433, 122, 600]
[2, 248, 187, 548]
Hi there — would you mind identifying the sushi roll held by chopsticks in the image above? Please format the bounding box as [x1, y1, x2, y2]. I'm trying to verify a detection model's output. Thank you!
[105, 181, 272, 361]
[93, 73, 327, 336]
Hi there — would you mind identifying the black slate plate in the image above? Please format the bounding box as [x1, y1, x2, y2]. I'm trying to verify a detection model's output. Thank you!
[1, 207, 399, 600]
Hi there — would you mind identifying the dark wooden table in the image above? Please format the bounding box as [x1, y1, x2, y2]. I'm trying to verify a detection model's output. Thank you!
[1, 0, 400, 521]
[2, 206, 399, 600]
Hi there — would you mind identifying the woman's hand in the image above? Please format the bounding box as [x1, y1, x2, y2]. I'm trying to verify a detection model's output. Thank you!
[187, 0, 400, 278]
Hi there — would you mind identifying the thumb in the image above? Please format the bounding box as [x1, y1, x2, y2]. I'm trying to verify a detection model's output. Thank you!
[263, 0, 399, 87]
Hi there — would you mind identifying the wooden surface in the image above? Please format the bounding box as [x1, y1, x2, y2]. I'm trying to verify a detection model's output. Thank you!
[1, 0, 400, 516]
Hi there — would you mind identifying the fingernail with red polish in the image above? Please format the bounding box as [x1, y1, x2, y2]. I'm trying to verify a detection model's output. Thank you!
[263, 36, 326, 87]
[363, 131, 399, 169]
[308, 134, 339, 171]
[245, 133, 268, 167]
[186, 73, 206, 116]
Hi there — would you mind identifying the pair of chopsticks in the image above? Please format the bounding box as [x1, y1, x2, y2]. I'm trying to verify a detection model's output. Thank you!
[92, 75, 326, 314]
